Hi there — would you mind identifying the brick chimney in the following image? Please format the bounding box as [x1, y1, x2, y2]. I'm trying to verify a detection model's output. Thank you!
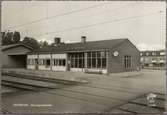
[81, 36, 86, 43]
[54, 37, 61, 45]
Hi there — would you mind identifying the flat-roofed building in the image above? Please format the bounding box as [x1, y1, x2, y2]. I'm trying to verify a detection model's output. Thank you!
[140, 50, 165, 69]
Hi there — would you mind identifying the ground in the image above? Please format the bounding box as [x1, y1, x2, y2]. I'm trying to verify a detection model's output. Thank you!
[2, 69, 166, 113]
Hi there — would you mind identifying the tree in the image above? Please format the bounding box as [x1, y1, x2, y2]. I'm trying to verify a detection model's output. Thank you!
[43, 41, 49, 47]
[1, 31, 21, 45]
[13, 31, 20, 43]
[22, 37, 40, 49]
[39, 40, 49, 48]
[3, 31, 13, 45]
[1, 32, 6, 45]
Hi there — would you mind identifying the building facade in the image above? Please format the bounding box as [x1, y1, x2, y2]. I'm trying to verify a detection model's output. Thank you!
[140, 50, 165, 69]
[27, 38, 140, 74]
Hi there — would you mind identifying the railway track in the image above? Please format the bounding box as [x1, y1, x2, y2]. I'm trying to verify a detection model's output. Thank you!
[2, 72, 165, 113]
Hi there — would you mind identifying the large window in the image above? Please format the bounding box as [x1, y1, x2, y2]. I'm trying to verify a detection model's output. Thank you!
[53, 59, 66, 66]
[69, 51, 107, 69]
[70, 53, 84, 68]
[124, 56, 132, 68]
[87, 51, 107, 69]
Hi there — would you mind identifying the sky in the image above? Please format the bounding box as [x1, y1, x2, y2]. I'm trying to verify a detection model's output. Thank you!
[1, 1, 166, 51]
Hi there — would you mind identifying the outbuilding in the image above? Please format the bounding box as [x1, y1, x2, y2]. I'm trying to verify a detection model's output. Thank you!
[2, 44, 33, 68]
[27, 37, 140, 74]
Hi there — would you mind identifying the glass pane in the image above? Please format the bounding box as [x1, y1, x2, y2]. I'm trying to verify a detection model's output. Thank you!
[97, 52, 101, 57]
[75, 58, 78, 68]
[87, 58, 91, 68]
[63, 59, 66, 66]
[92, 52, 96, 57]
[92, 58, 96, 68]
[102, 58, 106, 68]
[87, 52, 91, 58]
[97, 58, 101, 68]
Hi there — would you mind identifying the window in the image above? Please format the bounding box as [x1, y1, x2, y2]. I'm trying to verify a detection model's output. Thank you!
[124, 56, 132, 68]
[140, 53, 143, 56]
[46, 59, 50, 67]
[53, 59, 66, 66]
[53, 59, 58, 66]
[146, 52, 149, 56]
[160, 52, 165, 56]
[102, 58, 106, 68]
[69, 52, 107, 69]
[70, 53, 84, 68]
[38, 59, 44, 65]
[27, 59, 35, 65]
[87, 51, 107, 69]
[62, 59, 66, 66]
[152, 52, 156, 56]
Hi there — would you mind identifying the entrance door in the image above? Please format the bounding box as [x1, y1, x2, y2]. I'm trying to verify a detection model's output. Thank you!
[35, 59, 38, 70]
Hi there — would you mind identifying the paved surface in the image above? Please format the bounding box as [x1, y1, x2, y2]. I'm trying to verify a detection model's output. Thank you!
[2, 69, 166, 113]
[110, 93, 165, 114]
[2, 75, 61, 89]
[2, 68, 142, 83]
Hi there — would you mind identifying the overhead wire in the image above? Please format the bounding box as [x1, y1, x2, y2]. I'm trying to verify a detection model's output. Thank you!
[32, 10, 163, 38]
[3, 2, 109, 30]
[25, 3, 133, 33]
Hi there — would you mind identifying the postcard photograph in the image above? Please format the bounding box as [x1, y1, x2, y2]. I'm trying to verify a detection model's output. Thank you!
[1, 1, 166, 114]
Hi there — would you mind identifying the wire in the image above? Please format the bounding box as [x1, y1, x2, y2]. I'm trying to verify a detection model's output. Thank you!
[33, 11, 163, 38]
[4, 2, 108, 30]
[26, 3, 132, 33]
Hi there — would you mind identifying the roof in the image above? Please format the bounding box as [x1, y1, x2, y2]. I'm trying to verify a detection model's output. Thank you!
[32, 39, 128, 54]
[2, 43, 33, 51]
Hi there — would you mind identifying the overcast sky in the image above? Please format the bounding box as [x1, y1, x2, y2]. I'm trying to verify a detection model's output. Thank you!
[1, 1, 166, 51]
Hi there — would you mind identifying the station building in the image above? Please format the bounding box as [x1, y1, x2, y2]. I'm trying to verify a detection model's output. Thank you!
[27, 37, 140, 74]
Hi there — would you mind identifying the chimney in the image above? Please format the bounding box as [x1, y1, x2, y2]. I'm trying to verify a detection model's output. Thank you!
[81, 36, 86, 43]
[54, 37, 61, 45]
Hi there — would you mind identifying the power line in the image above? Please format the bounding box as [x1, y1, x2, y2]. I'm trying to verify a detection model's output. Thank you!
[4, 2, 108, 30]
[23, 3, 131, 34]
[33, 11, 163, 38]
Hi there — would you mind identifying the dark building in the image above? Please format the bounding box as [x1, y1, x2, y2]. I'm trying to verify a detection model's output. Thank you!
[27, 38, 140, 74]
[140, 50, 165, 69]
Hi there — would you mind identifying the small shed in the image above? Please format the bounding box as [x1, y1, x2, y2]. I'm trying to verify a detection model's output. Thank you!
[2, 44, 33, 68]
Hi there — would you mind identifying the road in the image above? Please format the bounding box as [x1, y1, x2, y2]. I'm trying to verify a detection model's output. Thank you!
[2, 69, 165, 113]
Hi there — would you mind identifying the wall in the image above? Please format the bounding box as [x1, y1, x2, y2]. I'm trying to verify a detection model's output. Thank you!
[108, 40, 140, 73]
[2, 45, 32, 68]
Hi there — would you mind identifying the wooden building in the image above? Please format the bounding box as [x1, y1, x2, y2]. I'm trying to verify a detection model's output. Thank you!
[2, 44, 33, 68]
[27, 37, 140, 74]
